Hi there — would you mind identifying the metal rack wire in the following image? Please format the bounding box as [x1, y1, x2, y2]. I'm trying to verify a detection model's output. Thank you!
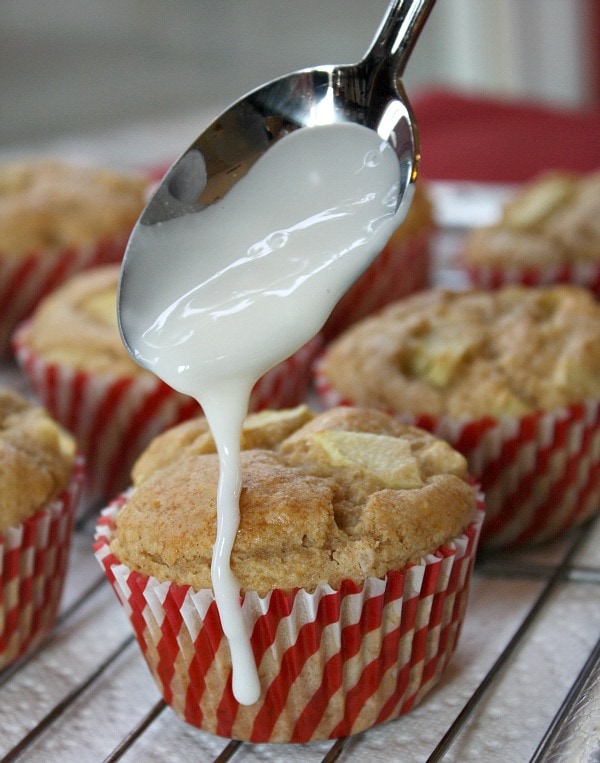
[0, 474, 598, 763]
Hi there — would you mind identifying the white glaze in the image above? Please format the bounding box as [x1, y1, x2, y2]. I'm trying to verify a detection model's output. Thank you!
[121, 122, 407, 704]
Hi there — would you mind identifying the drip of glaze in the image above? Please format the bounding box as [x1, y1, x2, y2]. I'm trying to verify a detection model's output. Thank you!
[121, 122, 407, 704]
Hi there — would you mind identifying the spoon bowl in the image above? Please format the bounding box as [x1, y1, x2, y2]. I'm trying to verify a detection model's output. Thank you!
[119, 0, 435, 356]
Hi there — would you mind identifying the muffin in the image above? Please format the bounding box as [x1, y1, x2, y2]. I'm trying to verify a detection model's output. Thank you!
[0, 387, 84, 668]
[462, 169, 600, 292]
[12, 265, 323, 504]
[94, 405, 483, 743]
[322, 180, 434, 340]
[0, 159, 148, 355]
[316, 285, 600, 548]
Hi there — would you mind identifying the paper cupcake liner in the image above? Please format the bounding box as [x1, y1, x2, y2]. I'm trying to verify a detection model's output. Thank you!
[94, 492, 484, 743]
[462, 260, 600, 295]
[314, 366, 600, 549]
[0, 456, 84, 669]
[13, 328, 323, 506]
[322, 229, 432, 341]
[0, 232, 132, 357]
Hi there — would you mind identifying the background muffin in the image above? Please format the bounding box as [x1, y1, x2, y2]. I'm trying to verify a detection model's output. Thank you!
[316, 285, 600, 548]
[95, 405, 483, 743]
[13, 265, 322, 505]
[0, 387, 84, 668]
[0, 159, 148, 356]
[461, 169, 600, 292]
[322, 180, 435, 340]
[12, 265, 198, 504]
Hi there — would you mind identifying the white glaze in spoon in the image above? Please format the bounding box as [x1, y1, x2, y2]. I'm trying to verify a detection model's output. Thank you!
[121, 122, 408, 704]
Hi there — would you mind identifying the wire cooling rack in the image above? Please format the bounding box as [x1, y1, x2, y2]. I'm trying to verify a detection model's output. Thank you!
[0, 500, 598, 762]
[1, 184, 599, 762]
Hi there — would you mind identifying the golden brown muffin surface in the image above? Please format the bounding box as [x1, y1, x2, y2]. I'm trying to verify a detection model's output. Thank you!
[111, 406, 476, 594]
[319, 285, 600, 419]
[463, 170, 600, 268]
[0, 388, 76, 530]
[0, 160, 147, 256]
[18, 264, 142, 376]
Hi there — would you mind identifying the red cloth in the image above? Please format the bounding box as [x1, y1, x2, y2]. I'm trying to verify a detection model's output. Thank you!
[411, 87, 600, 183]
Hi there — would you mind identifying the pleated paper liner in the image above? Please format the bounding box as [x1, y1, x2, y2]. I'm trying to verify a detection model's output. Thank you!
[0, 232, 133, 358]
[322, 228, 432, 341]
[0, 456, 84, 669]
[12, 327, 323, 506]
[94, 492, 483, 744]
[462, 259, 600, 295]
[314, 366, 600, 549]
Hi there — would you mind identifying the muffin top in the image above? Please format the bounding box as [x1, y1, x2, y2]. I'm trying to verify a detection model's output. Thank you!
[17, 264, 143, 376]
[318, 285, 600, 419]
[111, 405, 477, 594]
[0, 388, 76, 530]
[463, 170, 600, 268]
[0, 159, 147, 256]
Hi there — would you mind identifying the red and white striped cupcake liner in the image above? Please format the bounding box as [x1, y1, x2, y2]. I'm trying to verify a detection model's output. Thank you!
[463, 260, 600, 296]
[94, 493, 484, 743]
[322, 229, 432, 341]
[247, 334, 324, 412]
[13, 328, 323, 506]
[0, 232, 132, 357]
[315, 366, 600, 549]
[0, 456, 84, 669]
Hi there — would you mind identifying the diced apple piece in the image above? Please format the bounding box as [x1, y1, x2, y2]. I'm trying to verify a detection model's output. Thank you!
[504, 176, 574, 229]
[310, 430, 424, 489]
[82, 291, 118, 327]
[241, 405, 314, 449]
[418, 439, 467, 478]
[410, 329, 479, 387]
[553, 347, 600, 397]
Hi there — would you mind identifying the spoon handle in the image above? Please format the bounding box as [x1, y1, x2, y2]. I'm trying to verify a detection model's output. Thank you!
[364, 0, 436, 79]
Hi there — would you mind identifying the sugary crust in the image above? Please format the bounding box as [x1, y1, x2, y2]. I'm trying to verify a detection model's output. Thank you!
[112, 406, 476, 594]
[0, 388, 75, 529]
[463, 170, 600, 267]
[17, 265, 142, 376]
[0, 160, 147, 256]
[319, 285, 600, 419]
[131, 405, 315, 485]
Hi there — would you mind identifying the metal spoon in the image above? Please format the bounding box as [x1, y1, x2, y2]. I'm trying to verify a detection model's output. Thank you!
[118, 0, 435, 352]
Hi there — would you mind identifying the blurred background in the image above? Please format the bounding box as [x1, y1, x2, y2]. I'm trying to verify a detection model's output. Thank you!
[2, 0, 599, 159]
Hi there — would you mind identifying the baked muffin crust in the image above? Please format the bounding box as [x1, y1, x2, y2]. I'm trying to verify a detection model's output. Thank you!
[0, 160, 146, 256]
[17, 265, 142, 376]
[319, 285, 600, 419]
[0, 388, 76, 530]
[463, 170, 600, 268]
[111, 406, 476, 594]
